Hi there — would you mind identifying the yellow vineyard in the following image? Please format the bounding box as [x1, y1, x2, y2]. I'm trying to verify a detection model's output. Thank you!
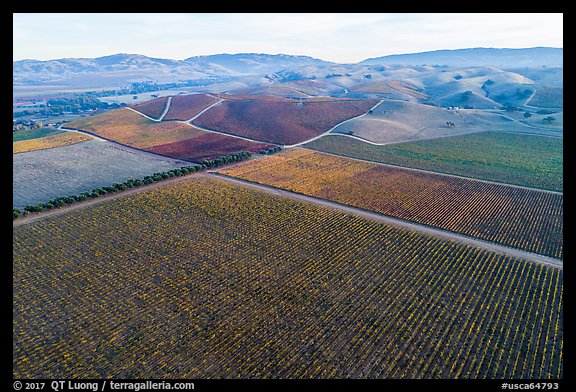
[13, 176, 562, 378]
[13, 131, 92, 154]
[220, 149, 563, 259]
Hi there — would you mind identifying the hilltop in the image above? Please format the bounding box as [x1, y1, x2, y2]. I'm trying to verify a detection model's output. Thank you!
[361, 47, 563, 68]
[14, 47, 562, 87]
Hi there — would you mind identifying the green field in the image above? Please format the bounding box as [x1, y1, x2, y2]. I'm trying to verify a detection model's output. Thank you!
[12, 127, 63, 142]
[305, 131, 563, 191]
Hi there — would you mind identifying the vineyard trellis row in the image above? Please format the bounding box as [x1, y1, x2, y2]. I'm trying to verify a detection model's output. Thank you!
[13, 176, 562, 379]
[220, 149, 563, 259]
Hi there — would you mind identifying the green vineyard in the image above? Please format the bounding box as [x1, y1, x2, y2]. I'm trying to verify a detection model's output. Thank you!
[13, 176, 562, 379]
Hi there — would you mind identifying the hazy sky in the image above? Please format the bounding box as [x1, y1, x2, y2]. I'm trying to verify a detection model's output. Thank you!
[13, 13, 563, 63]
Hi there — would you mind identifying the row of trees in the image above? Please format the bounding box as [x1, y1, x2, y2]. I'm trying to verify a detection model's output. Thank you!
[13, 151, 254, 220]
[201, 151, 252, 168]
[258, 146, 282, 155]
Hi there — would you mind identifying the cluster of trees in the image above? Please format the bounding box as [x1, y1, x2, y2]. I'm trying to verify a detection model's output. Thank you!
[13, 121, 50, 131]
[258, 146, 282, 155]
[13, 96, 123, 119]
[536, 109, 556, 115]
[13, 110, 46, 119]
[493, 89, 533, 106]
[515, 88, 534, 99]
[112, 78, 235, 96]
[503, 103, 520, 112]
[48, 96, 114, 111]
[520, 112, 556, 122]
[462, 91, 474, 101]
[481, 79, 495, 96]
[13, 151, 253, 220]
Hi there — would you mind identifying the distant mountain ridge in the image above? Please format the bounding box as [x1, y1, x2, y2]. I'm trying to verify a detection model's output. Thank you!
[13, 53, 333, 84]
[13, 48, 563, 86]
[184, 53, 333, 74]
[361, 47, 563, 68]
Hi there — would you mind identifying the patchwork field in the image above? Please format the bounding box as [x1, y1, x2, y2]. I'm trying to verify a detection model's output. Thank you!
[192, 96, 380, 145]
[13, 49, 564, 383]
[220, 149, 563, 259]
[65, 107, 271, 162]
[13, 139, 188, 209]
[162, 93, 218, 121]
[305, 131, 563, 192]
[13, 130, 92, 153]
[13, 176, 563, 379]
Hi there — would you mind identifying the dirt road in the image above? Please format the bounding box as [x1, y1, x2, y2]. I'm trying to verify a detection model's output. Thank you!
[124, 95, 172, 122]
[282, 99, 385, 148]
[13, 156, 562, 271]
[58, 125, 191, 165]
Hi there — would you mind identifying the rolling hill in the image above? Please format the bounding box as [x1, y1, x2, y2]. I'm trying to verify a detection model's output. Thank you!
[13, 48, 563, 114]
